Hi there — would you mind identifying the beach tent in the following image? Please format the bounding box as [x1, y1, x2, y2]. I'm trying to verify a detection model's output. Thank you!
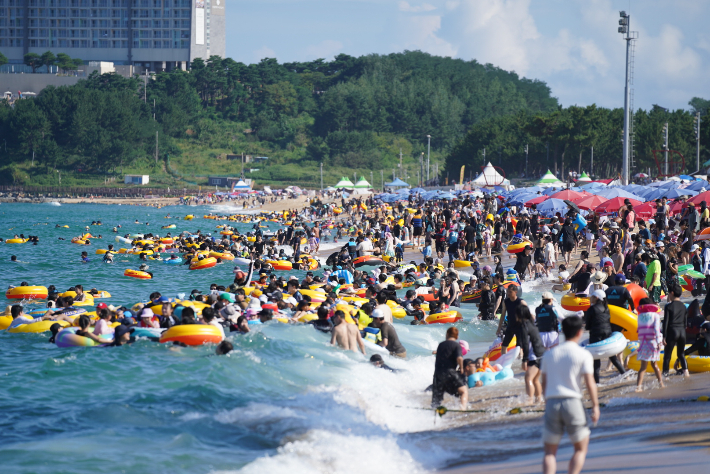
[334, 177, 355, 188]
[576, 171, 592, 183]
[232, 180, 251, 191]
[385, 178, 409, 188]
[536, 170, 565, 188]
[354, 177, 372, 189]
[471, 162, 511, 187]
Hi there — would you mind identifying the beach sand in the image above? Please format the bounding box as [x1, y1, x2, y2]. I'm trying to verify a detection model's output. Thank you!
[444, 374, 710, 473]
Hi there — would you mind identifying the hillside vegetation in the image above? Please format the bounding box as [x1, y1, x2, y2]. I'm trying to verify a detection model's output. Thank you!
[0, 51, 558, 189]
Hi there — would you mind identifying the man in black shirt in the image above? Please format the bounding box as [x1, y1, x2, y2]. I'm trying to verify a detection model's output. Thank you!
[605, 274, 635, 310]
[431, 326, 467, 408]
[464, 220, 476, 255]
[662, 284, 689, 376]
[514, 245, 533, 279]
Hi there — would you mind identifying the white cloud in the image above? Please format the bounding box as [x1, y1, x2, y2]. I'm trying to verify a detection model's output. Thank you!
[304, 40, 344, 60]
[253, 46, 277, 61]
[394, 14, 457, 57]
[398, 1, 436, 12]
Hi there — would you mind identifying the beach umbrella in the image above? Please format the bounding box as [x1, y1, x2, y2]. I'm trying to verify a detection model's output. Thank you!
[686, 191, 710, 206]
[633, 202, 657, 220]
[551, 189, 585, 200]
[536, 198, 569, 217]
[686, 180, 709, 192]
[665, 188, 698, 198]
[563, 199, 581, 214]
[508, 193, 539, 207]
[524, 195, 550, 207]
[574, 194, 609, 211]
[596, 187, 645, 202]
[634, 172, 649, 178]
[594, 196, 642, 215]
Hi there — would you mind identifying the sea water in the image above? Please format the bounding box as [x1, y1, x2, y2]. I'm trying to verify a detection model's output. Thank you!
[4, 203, 687, 474]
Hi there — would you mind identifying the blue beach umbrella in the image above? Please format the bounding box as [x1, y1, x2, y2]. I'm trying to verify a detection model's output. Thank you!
[536, 198, 569, 217]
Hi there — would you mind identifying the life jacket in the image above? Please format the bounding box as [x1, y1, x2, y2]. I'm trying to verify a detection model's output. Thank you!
[362, 326, 381, 343]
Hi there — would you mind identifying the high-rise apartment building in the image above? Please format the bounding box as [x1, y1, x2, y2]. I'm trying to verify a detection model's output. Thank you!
[0, 0, 225, 72]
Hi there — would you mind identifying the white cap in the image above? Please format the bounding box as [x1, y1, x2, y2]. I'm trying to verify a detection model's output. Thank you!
[285, 296, 298, 306]
[541, 291, 554, 300]
[140, 308, 154, 318]
[656, 241, 665, 247]
[372, 308, 385, 319]
[591, 289, 606, 300]
[691, 244, 700, 252]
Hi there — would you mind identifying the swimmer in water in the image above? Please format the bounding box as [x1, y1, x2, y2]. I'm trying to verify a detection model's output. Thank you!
[330, 310, 366, 354]
[80, 251, 89, 263]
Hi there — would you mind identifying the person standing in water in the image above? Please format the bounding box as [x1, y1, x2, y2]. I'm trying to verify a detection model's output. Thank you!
[431, 326, 468, 409]
[541, 315, 599, 474]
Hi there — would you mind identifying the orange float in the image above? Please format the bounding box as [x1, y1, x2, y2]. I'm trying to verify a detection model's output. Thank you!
[561, 293, 590, 312]
[625, 283, 647, 309]
[5, 286, 48, 300]
[267, 260, 293, 271]
[159, 325, 223, 345]
[124, 269, 152, 279]
[189, 257, 217, 270]
[425, 311, 462, 324]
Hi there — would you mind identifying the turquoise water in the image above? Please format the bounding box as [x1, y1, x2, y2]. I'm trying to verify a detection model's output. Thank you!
[0, 203, 555, 473]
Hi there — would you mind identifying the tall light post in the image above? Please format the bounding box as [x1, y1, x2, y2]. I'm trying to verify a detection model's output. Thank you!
[662, 122, 669, 175]
[56, 169, 61, 186]
[419, 152, 424, 187]
[426, 135, 431, 182]
[618, 11, 634, 185]
[695, 111, 700, 173]
[319, 162, 323, 190]
[524, 144, 529, 178]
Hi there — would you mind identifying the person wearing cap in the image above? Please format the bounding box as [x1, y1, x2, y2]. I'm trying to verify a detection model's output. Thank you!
[535, 292, 561, 349]
[604, 274, 634, 310]
[600, 260, 615, 281]
[497, 285, 527, 355]
[105, 325, 134, 347]
[431, 326, 467, 409]
[370, 308, 406, 358]
[585, 289, 625, 383]
[330, 310, 366, 355]
[139, 308, 160, 328]
[591, 271, 608, 292]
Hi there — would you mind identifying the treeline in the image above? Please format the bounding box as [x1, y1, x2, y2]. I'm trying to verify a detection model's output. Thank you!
[446, 98, 709, 181]
[0, 50, 559, 178]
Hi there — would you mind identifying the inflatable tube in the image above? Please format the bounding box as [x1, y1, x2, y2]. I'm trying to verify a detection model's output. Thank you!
[628, 344, 710, 373]
[89, 290, 111, 299]
[164, 258, 182, 265]
[0, 315, 12, 330]
[209, 251, 234, 261]
[469, 365, 515, 387]
[131, 327, 163, 338]
[184, 215, 195, 220]
[5, 286, 48, 300]
[160, 238, 174, 244]
[298, 289, 327, 303]
[419, 292, 438, 302]
[5, 238, 29, 244]
[234, 257, 251, 265]
[124, 269, 152, 279]
[55, 327, 112, 347]
[189, 257, 217, 270]
[609, 305, 638, 341]
[453, 260, 473, 268]
[582, 332, 628, 360]
[162, 224, 176, 229]
[220, 230, 233, 236]
[561, 294, 590, 312]
[115, 236, 132, 244]
[483, 337, 517, 361]
[353, 255, 386, 268]
[625, 283, 647, 310]
[58, 292, 95, 307]
[506, 241, 531, 254]
[461, 281, 518, 304]
[159, 324, 223, 345]
[425, 310, 462, 324]
[680, 275, 694, 292]
[495, 346, 520, 367]
[9, 320, 71, 334]
[266, 260, 293, 271]
[572, 214, 588, 232]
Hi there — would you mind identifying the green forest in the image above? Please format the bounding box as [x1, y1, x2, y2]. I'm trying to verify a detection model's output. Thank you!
[0, 50, 706, 189]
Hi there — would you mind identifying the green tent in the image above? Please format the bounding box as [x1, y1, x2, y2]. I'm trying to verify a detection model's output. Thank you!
[353, 177, 372, 188]
[537, 170, 564, 188]
[577, 171, 592, 183]
[334, 177, 355, 188]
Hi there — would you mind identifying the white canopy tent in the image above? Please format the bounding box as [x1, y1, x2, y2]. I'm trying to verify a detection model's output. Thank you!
[471, 162, 511, 189]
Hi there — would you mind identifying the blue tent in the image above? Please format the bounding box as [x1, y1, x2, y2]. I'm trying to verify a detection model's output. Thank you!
[410, 187, 426, 194]
[536, 198, 569, 217]
[385, 178, 409, 187]
[577, 183, 607, 194]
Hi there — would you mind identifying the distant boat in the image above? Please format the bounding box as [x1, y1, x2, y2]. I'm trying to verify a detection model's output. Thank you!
[48, 202, 61, 206]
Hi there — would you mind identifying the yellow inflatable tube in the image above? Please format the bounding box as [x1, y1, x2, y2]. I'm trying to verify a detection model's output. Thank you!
[609, 305, 638, 341]
[628, 345, 710, 373]
[8, 320, 71, 333]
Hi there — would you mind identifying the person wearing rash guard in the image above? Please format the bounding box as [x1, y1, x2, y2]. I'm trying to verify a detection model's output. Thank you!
[604, 274, 635, 311]
[536, 291, 561, 349]
[584, 290, 626, 383]
[662, 284, 689, 376]
[497, 285, 527, 355]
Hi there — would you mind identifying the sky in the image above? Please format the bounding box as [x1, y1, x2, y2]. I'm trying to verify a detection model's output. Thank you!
[225, 0, 710, 112]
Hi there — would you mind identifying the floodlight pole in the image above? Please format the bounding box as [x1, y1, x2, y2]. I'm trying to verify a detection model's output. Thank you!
[619, 11, 632, 185]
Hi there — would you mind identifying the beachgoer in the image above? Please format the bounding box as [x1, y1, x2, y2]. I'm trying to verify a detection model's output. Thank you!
[431, 327, 468, 409]
[635, 297, 665, 391]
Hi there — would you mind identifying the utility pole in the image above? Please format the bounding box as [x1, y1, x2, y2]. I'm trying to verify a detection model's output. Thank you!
[482, 147, 486, 164]
[590, 146, 594, 177]
[426, 135, 431, 182]
[663, 122, 669, 175]
[524, 144, 528, 178]
[399, 148, 403, 171]
[695, 112, 701, 174]
[546, 142, 549, 168]
[144, 71, 147, 103]
[320, 162, 323, 190]
[392, 169, 395, 182]
[618, 11, 634, 185]
[155, 131, 158, 164]
[420, 152, 424, 187]
[153, 98, 156, 121]
[380, 169, 384, 192]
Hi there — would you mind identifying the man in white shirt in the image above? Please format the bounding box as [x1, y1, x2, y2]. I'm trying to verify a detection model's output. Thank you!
[7, 304, 54, 329]
[540, 315, 599, 474]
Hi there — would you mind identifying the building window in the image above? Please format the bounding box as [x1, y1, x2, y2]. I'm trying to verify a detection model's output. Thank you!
[162, 39, 169, 48]
[99, 39, 108, 47]
[152, 29, 159, 37]
[153, 40, 160, 47]
[140, 39, 149, 47]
